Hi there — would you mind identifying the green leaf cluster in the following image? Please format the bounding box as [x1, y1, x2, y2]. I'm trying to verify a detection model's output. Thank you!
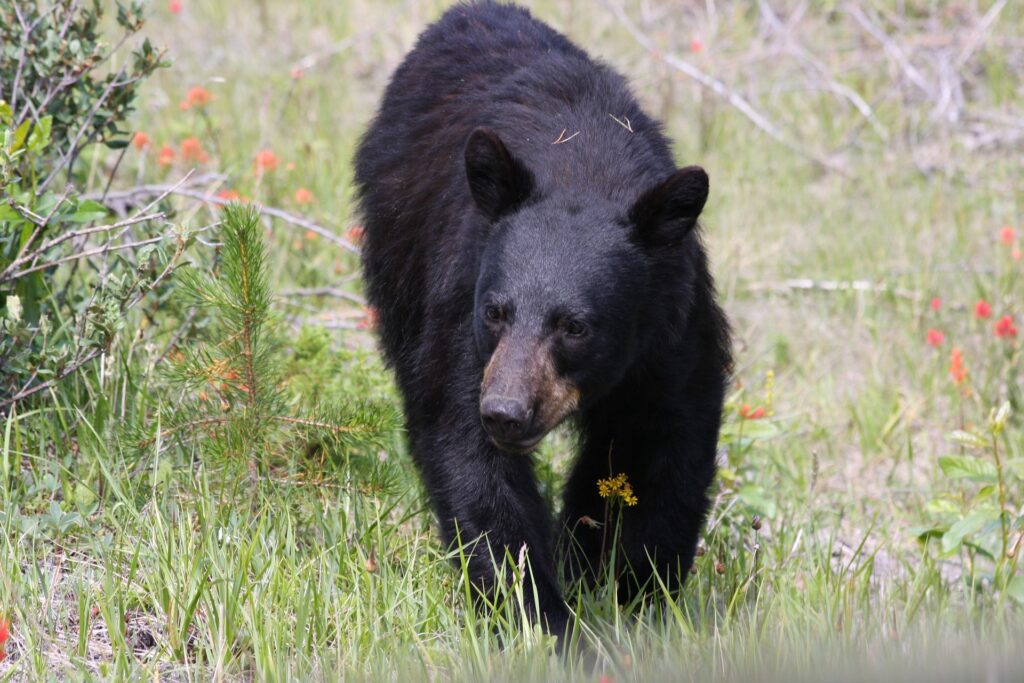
[145, 204, 399, 472]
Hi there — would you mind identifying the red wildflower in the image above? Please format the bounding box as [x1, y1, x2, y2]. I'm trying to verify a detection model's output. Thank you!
[157, 144, 175, 166]
[179, 137, 209, 164]
[994, 315, 1018, 339]
[0, 618, 8, 661]
[356, 306, 379, 330]
[949, 348, 967, 385]
[975, 299, 992, 319]
[254, 149, 279, 174]
[1013, 247, 1022, 261]
[294, 187, 314, 204]
[216, 189, 241, 202]
[345, 224, 365, 245]
[925, 328, 944, 347]
[304, 229, 318, 241]
[169, 0, 182, 13]
[690, 38, 703, 53]
[930, 297, 941, 312]
[290, 67, 304, 80]
[1000, 225, 1016, 246]
[132, 131, 151, 150]
[739, 403, 765, 420]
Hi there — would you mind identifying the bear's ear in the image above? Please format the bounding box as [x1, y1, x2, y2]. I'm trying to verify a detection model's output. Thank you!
[629, 166, 709, 246]
[465, 128, 534, 221]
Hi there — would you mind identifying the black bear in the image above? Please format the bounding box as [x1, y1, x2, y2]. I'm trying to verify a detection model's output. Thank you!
[355, 1, 730, 637]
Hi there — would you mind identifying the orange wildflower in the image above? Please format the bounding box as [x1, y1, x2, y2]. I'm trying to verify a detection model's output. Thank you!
[132, 131, 151, 150]
[739, 403, 765, 420]
[180, 137, 209, 164]
[949, 348, 967, 385]
[304, 229, 318, 241]
[182, 86, 212, 110]
[294, 187, 314, 204]
[216, 189, 241, 202]
[254, 149, 279, 174]
[345, 224, 365, 245]
[1013, 247, 1022, 261]
[290, 67, 304, 80]
[157, 144, 175, 166]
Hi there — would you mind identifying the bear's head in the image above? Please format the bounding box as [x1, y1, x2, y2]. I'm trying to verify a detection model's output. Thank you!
[465, 127, 709, 453]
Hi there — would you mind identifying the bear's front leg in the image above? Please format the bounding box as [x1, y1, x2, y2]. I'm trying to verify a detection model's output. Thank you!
[408, 413, 571, 637]
[559, 385, 721, 602]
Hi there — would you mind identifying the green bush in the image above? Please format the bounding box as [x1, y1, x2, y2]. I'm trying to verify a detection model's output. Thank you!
[0, 0, 169, 410]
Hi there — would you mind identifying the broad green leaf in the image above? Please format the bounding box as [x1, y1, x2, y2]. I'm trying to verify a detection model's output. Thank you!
[941, 509, 999, 555]
[63, 199, 108, 223]
[924, 497, 959, 516]
[11, 118, 31, 152]
[908, 525, 946, 541]
[1006, 458, 1024, 479]
[937, 455, 997, 483]
[26, 115, 52, 153]
[5, 295, 22, 322]
[946, 430, 988, 450]
[0, 204, 22, 222]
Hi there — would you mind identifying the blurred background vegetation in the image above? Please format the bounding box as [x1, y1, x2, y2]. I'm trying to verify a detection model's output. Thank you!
[1, 0, 1022, 679]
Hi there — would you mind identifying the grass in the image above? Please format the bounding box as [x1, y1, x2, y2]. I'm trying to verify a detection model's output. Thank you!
[1, 0, 1023, 679]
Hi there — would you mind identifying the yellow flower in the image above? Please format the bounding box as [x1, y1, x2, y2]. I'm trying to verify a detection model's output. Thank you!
[597, 472, 638, 506]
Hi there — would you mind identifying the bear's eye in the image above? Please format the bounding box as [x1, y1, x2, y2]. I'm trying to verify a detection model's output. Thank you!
[484, 305, 504, 324]
[562, 319, 587, 337]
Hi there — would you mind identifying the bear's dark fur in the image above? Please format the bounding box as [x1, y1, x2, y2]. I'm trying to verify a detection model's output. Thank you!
[355, 1, 730, 636]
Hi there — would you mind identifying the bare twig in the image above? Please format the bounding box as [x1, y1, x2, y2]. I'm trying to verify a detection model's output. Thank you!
[0, 212, 164, 283]
[96, 183, 360, 254]
[602, 0, 847, 175]
[6, 234, 166, 280]
[955, 0, 1008, 69]
[743, 278, 919, 301]
[37, 65, 130, 193]
[1, 229, 188, 414]
[279, 287, 366, 306]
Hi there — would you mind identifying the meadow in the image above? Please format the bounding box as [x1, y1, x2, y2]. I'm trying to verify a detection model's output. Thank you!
[1, 0, 1022, 680]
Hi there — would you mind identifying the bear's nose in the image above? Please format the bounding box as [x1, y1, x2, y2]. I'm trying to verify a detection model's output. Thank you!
[480, 397, 533, 444]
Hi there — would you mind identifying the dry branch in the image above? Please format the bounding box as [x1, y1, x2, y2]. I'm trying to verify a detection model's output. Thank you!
[601, 0, 847, 175]
[94, 182, 360, 255]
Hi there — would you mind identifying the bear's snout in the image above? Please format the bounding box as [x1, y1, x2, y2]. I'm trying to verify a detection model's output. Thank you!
[480, 396, 535, 447]
[480, 335, 580, 453]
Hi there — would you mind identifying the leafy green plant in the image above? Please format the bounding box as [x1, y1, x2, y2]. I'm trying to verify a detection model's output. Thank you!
[143, 203, 398, 470]
[0, 0, 171, 411]
[917, 402, 1023, 602]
